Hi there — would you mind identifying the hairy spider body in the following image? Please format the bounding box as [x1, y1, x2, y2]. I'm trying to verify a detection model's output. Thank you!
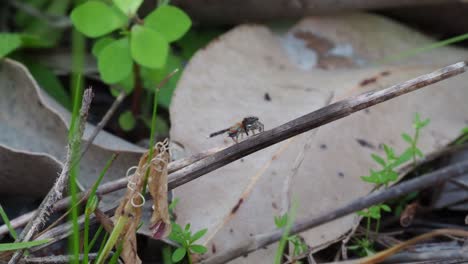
[209, 116, 264, 143]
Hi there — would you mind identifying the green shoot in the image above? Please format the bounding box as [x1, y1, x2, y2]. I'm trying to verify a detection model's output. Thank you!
[275, 200, 301, 264]
[95, 216, 128, 264]
[454, 127, 468, 145]
[169, 223, 208, 264]
[355, 113, 429, 254]
[95, 230, 110, 262]
[0, 204, 18, 240]
[68, 75, 83, 264]
[401, 113, 430, 165]
[380, 33, 468, 64]
[83, 154, 117, 263]
[0, 239, 52, 252]
[348, 237, 375, 257]
[88, 225, 105, 252]
[108, 242, 124, 264]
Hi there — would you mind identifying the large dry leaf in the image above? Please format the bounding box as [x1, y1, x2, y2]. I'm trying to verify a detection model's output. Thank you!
[169, 13, 468, 262]
[0, 59, 144, 202]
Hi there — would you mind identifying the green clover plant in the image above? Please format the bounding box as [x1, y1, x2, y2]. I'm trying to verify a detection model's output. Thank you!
[70, 0, 191, 131]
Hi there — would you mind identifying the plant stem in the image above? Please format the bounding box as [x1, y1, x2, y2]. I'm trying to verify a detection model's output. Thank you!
[0, 204, 18, 240]
[95, 216, 128, 264]
[412, 127, 420, 165]
[375, 218, 380, 234]
[131, 63, 143, 116]
[366, 216, 370, 240]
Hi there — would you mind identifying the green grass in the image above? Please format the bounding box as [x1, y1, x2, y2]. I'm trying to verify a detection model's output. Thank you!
[83, 154, 117, 263]
[0, 204, 18, 240]
[274, 200, 298, 264]
[0, 239, 52, 251]
[380, 33, 468, 63]
[67, 74, 83, 264]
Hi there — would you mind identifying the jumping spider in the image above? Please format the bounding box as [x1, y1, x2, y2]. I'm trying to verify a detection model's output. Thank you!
[209, 116, 264, 143]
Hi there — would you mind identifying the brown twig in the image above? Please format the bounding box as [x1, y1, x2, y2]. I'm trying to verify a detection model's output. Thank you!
[8, 89, 94, 264]
[202, 160, 468, 264]
[361, 229, 468, 264]
[20, 253, 107, 263]
[168, 61, 467, 189]
[81, 90, 127, 158]
[381, 249, 468, 264]
[0, 146, 224, 237]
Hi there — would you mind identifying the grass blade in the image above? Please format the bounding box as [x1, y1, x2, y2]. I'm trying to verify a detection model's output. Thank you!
[0, 204, 18, 240]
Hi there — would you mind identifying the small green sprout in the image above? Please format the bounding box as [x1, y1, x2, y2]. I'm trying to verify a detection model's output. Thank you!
[355, 113, 430, 255]
[274, 210, 308, 263]
[169, 223, 208, 263]
[348, 237, 375, 257]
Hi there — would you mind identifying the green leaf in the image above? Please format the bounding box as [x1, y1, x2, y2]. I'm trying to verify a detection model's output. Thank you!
[144, 5, 191, 42]
[401, 133, 413, 144]
[462, 127, 468, 134]
[420, 118, 430, 128]
[190, 244, 207, 254]
[274, 214, 288, 228]
[190, 229, 207, 243]
[113, 0, 143, 17]
[71, 1, 127, 38]
[380, 204, 391, 212]
[415, 148, 424, 158]
[98, 37, 133, 84]
[23, 61, 71, 109]
[371, 154, 386, 167]
[118, 110, 136, 131]
[383, 144, 395, 160]
[92, 37, 115, 57]
[131, 25, 168, 69]
[364, 247, 375, 256]
[172, 247, 186, 262]
[0, 239, 51, 251]
[0, 33, 22, 58]
[394, 149, 412, 167]
[169, 197, 180, 211]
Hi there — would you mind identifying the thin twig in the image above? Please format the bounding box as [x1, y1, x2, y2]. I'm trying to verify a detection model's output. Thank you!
[8, 89, 94, 264]
[20, 253, 105, 263]
[382, 249, 468, 264]
[202, 160, 468, 264]
[81, 91, 127, 158]
[168, 61, 467, 189]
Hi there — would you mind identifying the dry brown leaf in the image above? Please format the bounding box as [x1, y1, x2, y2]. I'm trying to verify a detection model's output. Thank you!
[146, 139, 172, 239]
[0, 59, 143, 204]
[114, 140, 171, 263]
[169, 13, 468, 262]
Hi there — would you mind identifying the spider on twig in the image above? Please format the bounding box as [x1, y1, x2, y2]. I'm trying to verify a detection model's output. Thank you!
[209, 116, 264, 143]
